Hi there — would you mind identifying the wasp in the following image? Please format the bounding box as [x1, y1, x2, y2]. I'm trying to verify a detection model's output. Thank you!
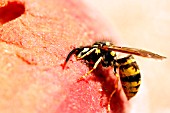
[62, 41, 166, 112]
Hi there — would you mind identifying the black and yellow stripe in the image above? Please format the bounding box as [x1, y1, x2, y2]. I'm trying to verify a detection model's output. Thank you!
[117, 55, 141, 100]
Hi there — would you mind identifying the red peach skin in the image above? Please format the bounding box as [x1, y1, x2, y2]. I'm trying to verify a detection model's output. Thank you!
[0, 0, 131, 113]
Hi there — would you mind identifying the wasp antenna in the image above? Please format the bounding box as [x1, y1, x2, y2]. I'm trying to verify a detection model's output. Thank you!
[62, 48, 80, 69]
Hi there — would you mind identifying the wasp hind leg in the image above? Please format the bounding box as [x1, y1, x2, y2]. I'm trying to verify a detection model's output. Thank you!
[77, 56, 103, 81]
[107, 72, 119, 112]
[107, 59, 119, 112]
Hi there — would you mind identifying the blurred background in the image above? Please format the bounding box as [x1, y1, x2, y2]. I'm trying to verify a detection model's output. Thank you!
[85, 1, 170, 113]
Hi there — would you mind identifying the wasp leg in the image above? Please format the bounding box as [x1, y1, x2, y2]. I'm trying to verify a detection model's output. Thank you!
[107, 72, 119, 112]
[77, 48, 96, 59]
[107, 56, 119, 112]
[78, 56, 103, 81]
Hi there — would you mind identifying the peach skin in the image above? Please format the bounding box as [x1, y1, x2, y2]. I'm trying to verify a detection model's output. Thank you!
[0, 0, 155, 113]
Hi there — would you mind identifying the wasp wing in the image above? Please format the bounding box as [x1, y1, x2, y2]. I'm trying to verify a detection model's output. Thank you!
[102, 45, 166, 60]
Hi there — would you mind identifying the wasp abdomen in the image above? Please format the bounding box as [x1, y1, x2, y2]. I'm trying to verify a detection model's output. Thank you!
[117, 55, 141, 100]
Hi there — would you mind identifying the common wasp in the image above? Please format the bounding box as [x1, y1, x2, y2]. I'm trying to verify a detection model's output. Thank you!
[62, 41, 166, 112]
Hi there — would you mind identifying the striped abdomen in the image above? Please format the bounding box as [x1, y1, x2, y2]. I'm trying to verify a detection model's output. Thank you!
[117, 55, 141, 100]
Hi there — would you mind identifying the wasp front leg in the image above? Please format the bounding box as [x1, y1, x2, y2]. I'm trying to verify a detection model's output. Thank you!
[78, 56, 103, 81]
